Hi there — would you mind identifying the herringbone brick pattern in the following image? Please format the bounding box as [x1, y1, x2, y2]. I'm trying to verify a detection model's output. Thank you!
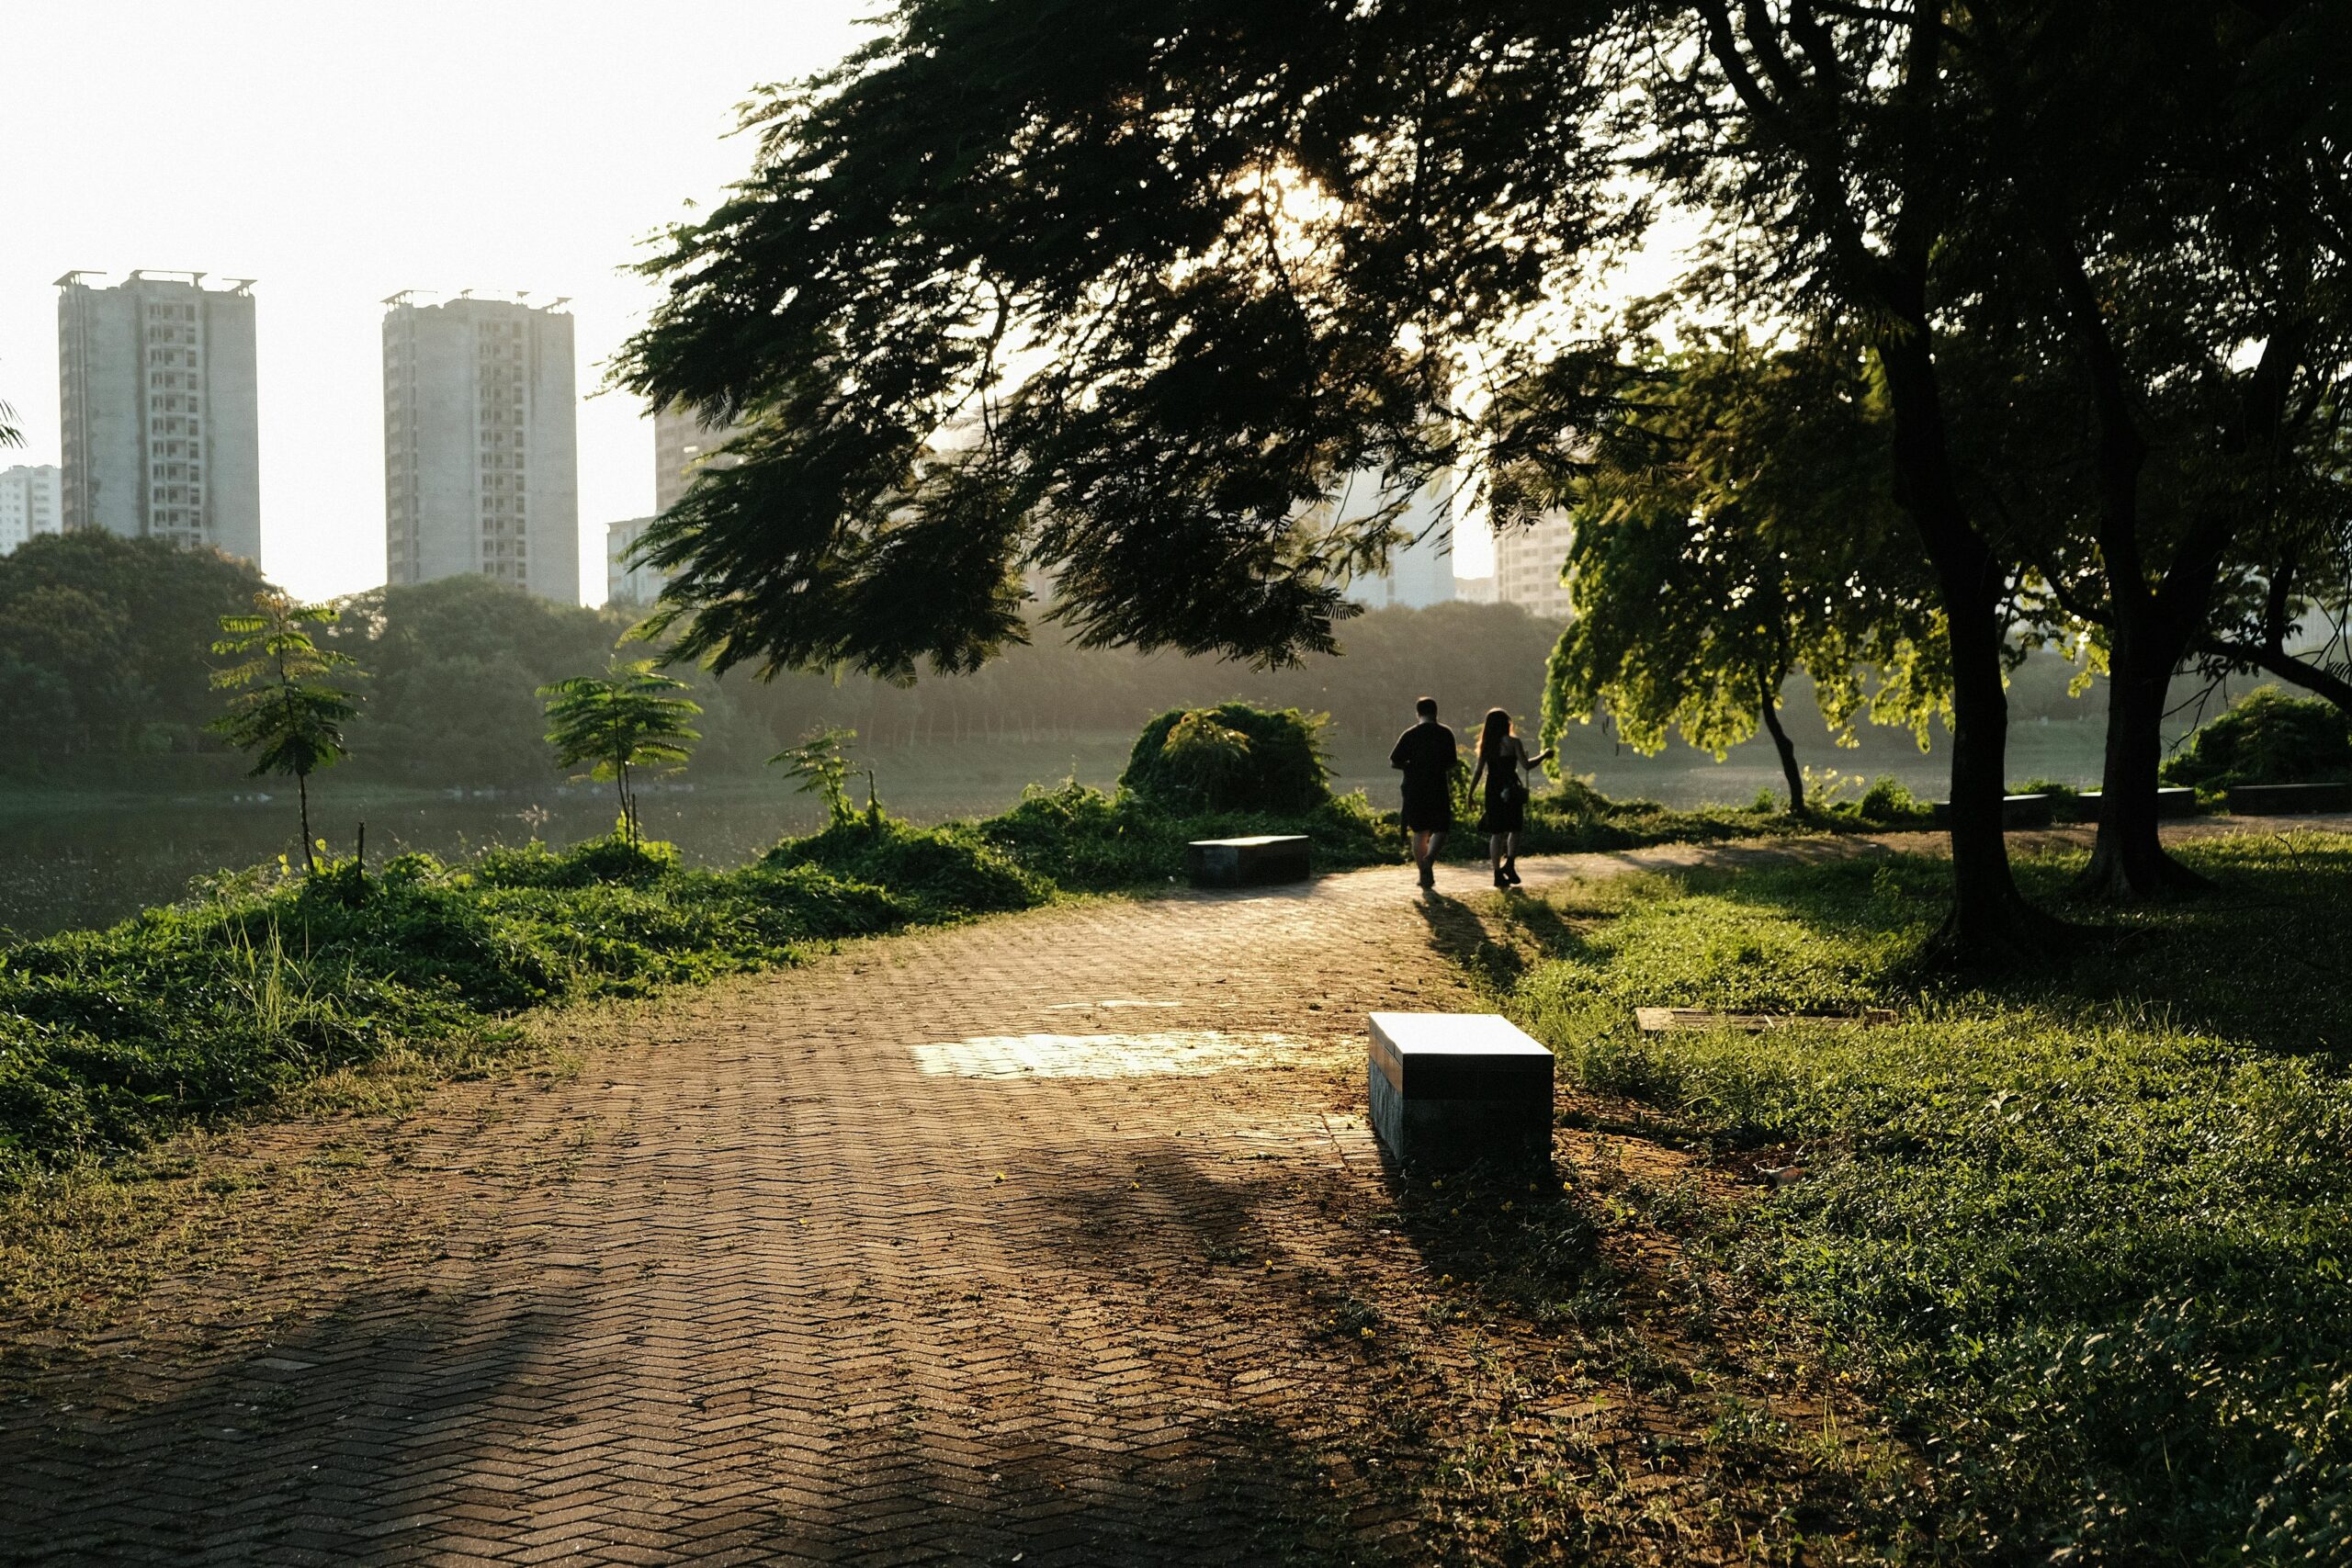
[6, 818, 2328, 1564]
[2, 860, 1515, 1566]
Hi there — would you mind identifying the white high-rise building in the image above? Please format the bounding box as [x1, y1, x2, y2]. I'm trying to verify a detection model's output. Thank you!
[653, 400, 748, 515]
[382, 294, 579, 602]
[0, 465, 63, 556]
[605, 515, 666, 606]
[1329, 470, 1459, 611]
[56, 272, 261, 562]
[1491, 511, 1575, 619]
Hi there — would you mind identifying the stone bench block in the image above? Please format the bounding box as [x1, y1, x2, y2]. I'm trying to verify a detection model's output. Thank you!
[2064, 787, 2197, 821]
[2226, 782, 2351, 816]
[1366, 1011, 1554, 1170]
[1185, 834, 1310, 887]
[1930, 794, 2055, 830]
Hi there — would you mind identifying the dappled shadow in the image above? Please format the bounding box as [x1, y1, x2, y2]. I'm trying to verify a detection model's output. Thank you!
[0, 1283, 573, 1563]
[0, 1198, 1406, 1568]
[1565, 835, 2352, 1057]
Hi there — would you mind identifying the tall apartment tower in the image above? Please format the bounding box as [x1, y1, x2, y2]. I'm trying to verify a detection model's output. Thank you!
[382, 294, 579, 602]
[55, 272, 262, 562]
[1490, 510, 1576, 620]
[0, 465, 63, 555]
[652, 400, 751, 516]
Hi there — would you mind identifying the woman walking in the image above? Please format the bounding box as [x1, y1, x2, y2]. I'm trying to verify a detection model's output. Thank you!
[1468, 708, 1553, 888]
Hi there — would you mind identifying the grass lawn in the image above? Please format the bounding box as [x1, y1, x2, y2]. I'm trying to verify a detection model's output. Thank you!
[1488, 831, 2351, 1562]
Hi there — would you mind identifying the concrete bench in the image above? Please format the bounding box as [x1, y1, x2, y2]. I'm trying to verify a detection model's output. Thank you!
[1930, 794, 2055, 830]
[1184, 834, 1310, 887]
[1366, 1012, 1554, 1170]
[2063, 786, 2196, 821]
[2226, 782, 2350, 816]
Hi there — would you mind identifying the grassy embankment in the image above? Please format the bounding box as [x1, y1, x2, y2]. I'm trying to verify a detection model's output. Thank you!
[0, 775, 1925, 1185]
[1456, 832, 2351, 1562]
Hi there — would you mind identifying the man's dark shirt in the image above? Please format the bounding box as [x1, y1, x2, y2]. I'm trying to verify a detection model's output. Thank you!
[1389, 721, 1458, 795]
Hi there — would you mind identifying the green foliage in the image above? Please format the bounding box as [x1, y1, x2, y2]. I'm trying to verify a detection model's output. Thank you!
[1120, 704, 1330, 815]
[208, 593, 362, 779]
[0, 531, 271, 764]
[1856, 774, 1928, 823]
[472, 830, 683, 890]
[771, 727, 861, 827]
[1541, 333, 1944, 767]
[0, 826, 988, 1180]
[2163, 685, 2352, 791]
[764, 817, 1048, 920]
[1503, 838, 2352, 1561]
[977, 782, 1397, 891]
[539, 660, 704, 847]
[208, 592, 365, 872]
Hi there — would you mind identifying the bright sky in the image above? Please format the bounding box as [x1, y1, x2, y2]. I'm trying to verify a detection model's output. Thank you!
[0, 1, 875, 604]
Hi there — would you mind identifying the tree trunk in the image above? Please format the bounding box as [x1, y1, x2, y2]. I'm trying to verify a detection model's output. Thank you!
[1874, 333, 2067, 964]
[2079, 625, 2210, 901]
[298, 772, 316, 874]
[616, 763, 633, 847]
[1758, 680, 1804, 814]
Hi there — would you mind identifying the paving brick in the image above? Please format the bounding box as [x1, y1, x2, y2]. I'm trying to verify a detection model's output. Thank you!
[0, 852, 1706, 1563]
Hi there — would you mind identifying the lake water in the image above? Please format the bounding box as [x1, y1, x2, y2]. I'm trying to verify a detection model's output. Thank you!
[0, 722, 2110, 938]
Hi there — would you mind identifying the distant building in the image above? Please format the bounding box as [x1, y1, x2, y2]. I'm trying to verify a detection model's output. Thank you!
[1491, 511, 1575, 619]
[0, 466, 62, 556]
[605, 515, 666, 607]
[1331, 470, 1459, 611]
[1453, 573, 1498, 605]
[55, 271, 261, 562]
[653, 401, 749, 515]
[382, 294, 579, 602]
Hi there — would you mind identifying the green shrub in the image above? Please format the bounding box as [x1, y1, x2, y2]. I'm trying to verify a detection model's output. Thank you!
[976, 781, 1400, 890]
[766, 817, 1049, 919]
[474, 830, 681, 889]
[1856, 773, 1928, 821]
[0, 826, 984, 1180]
[1120, 703, 1330, 813]
[2163, 685, 2352, 791]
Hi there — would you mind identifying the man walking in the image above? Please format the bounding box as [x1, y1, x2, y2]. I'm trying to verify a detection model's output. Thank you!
[1389, 696, 1458, 890]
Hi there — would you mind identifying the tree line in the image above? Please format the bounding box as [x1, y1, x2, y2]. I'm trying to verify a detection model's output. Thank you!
[0, 531, 1589, 788]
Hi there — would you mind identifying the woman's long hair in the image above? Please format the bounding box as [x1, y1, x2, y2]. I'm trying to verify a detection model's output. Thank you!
[1479, 707, 1513, 764]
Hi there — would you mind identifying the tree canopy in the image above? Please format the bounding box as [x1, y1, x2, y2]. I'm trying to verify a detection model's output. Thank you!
[1540, 333, 1942, 811]
[616, 0, 2350, 953]
[0, 532, 270, 758]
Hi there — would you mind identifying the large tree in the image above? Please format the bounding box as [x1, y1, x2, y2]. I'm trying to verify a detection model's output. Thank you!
[616, 0, 2346, 959]
[1539, 332, 1942, 813]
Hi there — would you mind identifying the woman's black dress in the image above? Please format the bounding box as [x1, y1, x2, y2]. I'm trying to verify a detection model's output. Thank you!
[1477, 739, 1528, 834]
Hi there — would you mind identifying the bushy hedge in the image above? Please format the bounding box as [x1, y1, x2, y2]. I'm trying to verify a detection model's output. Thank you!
[980, 781, 1396, 890]
[1119, 703, 1331, 814]
[0, 833, 945, 1180]
[764, 817, 1050, 919]
[2163, 685, 2352, 790]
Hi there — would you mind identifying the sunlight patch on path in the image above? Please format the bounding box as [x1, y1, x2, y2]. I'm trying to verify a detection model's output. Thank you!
[910, 1029, 1313, 1079]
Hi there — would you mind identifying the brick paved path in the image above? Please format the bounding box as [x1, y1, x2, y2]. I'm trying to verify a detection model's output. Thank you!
[6, 819, 2332, 1566]
[2, 854, 1558, 1567]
